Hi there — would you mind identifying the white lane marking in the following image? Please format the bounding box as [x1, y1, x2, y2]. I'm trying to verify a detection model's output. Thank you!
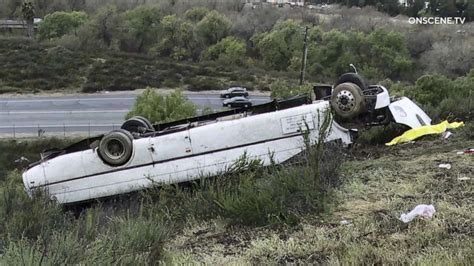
[0, 124, 121, 128]
[0, 97, 135, 103]
[0, 110, 129, 114]
[0, 96, 270, 103]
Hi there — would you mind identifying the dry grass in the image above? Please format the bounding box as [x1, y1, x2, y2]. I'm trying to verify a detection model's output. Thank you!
[161, 134, 474, 264]
[1, 126, 472, 264]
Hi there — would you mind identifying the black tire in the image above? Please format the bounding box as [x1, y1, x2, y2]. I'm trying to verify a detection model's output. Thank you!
[330, 82, 366, 119]
[121, 116, 153, 133]
[335, 73, 368, 91]
[98, 129, 134, 166]
[133, 116, 153, 130]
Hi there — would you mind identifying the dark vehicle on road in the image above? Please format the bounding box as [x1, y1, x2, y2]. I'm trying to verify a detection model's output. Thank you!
[220, 87, 249, 98]
[223, 97, 252, 108]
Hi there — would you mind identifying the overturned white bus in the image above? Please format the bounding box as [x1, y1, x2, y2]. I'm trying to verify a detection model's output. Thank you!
[22, 73, 431, 204]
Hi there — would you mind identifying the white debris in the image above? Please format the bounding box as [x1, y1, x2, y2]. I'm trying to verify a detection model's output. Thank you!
[14, 156, 30, 163]
[400, 204, 436, 223]
[441, 131, 452, 139]
[438, 163, 452, 170]
[458, 176, 470, 181]
[340, 219, 352, 226]
[456, 151, 464, 155]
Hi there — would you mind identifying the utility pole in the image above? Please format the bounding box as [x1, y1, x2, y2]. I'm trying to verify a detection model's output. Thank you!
[299, 26, 309, 85]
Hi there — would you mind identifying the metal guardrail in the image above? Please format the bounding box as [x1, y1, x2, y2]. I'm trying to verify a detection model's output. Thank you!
[0, 19, 39, 29]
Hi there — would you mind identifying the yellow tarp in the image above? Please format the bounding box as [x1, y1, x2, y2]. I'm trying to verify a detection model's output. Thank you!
[386, 120, 464, 146]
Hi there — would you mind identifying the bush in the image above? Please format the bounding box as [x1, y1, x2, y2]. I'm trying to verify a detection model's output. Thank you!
[0, 38, 91, 91]
[151, 15, 197, 60]
[0, 138, 77, 179]
[141, 114, 343, 226]
[270, 79, 311, 99]
[201, 36, 246, 65]
[38, 11, 88, 40]
[74, 5, 122, 50]
[404, 70, 473, 121]
[0, 171, 65, 240]
[125, 88, 196, 123]
[185, 76, 223, 91]
[184, 7, 210, 22]
[196, 10, 232, 45]
[122, 5, 162, 53]
[253, 20, 303, 71]
[0, 170, 170, 264]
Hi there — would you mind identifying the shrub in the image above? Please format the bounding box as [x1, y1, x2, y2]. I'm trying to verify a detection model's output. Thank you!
[196, 10, 232, 45]
[270, 79, 311, 99]
[125, 88, 196, 123]
[151, 15, 197, 60]
[141, 113, 343, 227]
[0, 169, 170, 264]
[0, 138, 77, 179]
[122, 5, 162, 53]
[75, 5, 122, 50]
[185, 76, 223, 91]
[38, 11, 88, 40]
[405, 70, 473, 121]
[253, 20, 303, 71]
[184, 7, 210, 22]
[419, 40, 474, 77]
[201, 36, 246, 65]
[0, 171, 68, 243]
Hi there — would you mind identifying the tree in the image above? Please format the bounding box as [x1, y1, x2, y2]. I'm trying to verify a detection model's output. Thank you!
[152, 15, 196, 60]
[302, 25, 413, 81]
[184, 7, 209, 22]
[376, 0, 401, 16]
[439, 0, 458, 17]
[201, 36, 246, 64]
[38, 11, 87, 40]
[405, 0, 426, 17]
[126, 89, 197, 124]
[196, 10, 231, 45]
[253, 20, 303, 71]
[88, 5, 121, 48]
[21, 1, 35, 38]
[123, 5, 162, 53]
[365, 29, 412, 78]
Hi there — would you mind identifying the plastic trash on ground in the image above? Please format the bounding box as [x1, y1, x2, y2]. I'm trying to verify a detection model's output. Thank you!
[386, 121, 464, 146]
[340, 219, 352, 226]
[438, 163, 452, 170]
[441, 131, 452, 139]
[400, 204, 436, 223]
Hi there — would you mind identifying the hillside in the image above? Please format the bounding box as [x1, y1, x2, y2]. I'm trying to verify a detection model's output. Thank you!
[0, 124, 472, 264]
[160, 131, 473, 264]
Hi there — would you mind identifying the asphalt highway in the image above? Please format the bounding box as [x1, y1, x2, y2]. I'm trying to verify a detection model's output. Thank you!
[0, 92, 271, 136]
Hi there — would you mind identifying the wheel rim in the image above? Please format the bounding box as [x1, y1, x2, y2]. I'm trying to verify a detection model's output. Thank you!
[104, 139, 125, 160]
[336, 90, 356, 112]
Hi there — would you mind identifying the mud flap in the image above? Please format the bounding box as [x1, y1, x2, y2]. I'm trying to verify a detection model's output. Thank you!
[388, 97, 432, 129]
